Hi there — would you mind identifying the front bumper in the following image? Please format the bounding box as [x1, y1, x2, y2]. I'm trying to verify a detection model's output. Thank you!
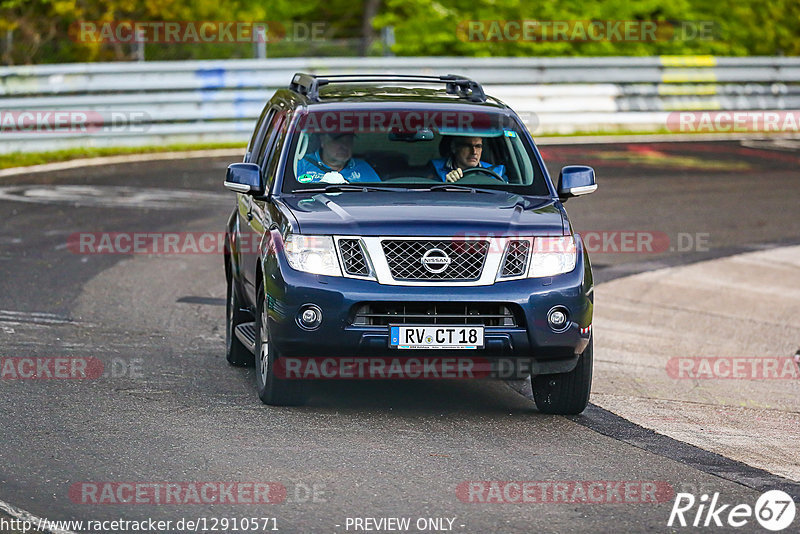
[264, 249, 593, 376]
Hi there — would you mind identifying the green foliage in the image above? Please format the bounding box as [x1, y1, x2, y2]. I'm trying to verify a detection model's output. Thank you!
[374, 0, 800, 56]
[0, 0, 798, 63]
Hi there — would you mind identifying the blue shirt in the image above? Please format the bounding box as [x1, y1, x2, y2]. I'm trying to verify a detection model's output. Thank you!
[296, 150, 380, 183]
[430, 158, 507, 182]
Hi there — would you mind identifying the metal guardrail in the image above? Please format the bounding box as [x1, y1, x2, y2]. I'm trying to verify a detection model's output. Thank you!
[1, 56, 799, 153]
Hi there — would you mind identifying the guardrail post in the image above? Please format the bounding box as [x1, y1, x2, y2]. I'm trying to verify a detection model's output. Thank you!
[3, 30, 11, 65]
[382, 26, 395, 56]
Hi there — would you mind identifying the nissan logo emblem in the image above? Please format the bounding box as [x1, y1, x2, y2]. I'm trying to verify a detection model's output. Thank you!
[421, 248, 451, 273]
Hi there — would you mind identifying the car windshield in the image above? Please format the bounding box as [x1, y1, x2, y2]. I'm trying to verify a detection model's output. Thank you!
[282, 108, 551, 195]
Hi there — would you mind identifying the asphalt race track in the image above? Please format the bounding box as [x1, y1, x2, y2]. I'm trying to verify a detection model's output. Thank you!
[0, 140, 799, 533]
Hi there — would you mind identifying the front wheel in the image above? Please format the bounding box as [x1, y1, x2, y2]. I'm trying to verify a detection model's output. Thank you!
[532, 338, 593, 415]
[254, 283, 307, 406]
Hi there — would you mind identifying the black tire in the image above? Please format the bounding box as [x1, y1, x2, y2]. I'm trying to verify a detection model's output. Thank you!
[225, 274, 253, 367]
[254, 282, 307, 406]
[532, 338, 593, 415]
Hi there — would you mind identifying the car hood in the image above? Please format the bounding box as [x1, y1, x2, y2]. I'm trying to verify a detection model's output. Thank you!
[281, 191, 566, 236]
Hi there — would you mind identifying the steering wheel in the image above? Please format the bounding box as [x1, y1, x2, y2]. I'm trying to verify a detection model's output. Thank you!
[461, 167, 506, 181]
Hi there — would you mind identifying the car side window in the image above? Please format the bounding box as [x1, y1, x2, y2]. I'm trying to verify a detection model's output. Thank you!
[263, 112, 290, 191]
[255, 110, 285, 170]
[248, 109, 276, 163]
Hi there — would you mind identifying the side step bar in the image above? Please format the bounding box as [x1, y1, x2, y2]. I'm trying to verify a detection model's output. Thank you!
[234, 322, 257, 354]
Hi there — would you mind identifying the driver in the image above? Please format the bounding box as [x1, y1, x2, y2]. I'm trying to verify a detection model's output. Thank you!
[429, 136, 507, 182]
[296, 133, 380, 183]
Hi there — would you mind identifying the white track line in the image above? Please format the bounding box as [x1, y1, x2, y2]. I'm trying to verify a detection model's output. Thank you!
[0, 310, 75, 325]
[0, 148, 244, 178]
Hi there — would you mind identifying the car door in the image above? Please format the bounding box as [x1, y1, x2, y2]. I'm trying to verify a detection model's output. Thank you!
[241, 108, 287, 302]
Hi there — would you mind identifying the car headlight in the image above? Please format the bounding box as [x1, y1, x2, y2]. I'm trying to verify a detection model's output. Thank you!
[284, 235, 342, 276]
[528, 236, 577, 277]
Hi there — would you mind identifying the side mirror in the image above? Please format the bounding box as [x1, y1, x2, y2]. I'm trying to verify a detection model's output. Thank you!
[224, 163, 264, 196]
[557, 165, 597, 202]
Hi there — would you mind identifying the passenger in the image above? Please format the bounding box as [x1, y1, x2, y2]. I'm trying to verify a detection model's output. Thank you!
[296, 133, 380, 183]
[429, 136, 507, 182]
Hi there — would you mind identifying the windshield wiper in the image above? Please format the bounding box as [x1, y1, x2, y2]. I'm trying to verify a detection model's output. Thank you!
[421, 184, 501, 194]
[291, 184, 399, 194]
[291, 184, 506, 195]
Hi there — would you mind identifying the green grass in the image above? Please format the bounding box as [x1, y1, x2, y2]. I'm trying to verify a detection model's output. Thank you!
[0, 143, 246, 170]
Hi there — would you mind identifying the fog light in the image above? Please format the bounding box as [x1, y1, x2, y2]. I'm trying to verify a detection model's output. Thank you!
[547, 307, 569, 331]
[297, 304, 322, 330]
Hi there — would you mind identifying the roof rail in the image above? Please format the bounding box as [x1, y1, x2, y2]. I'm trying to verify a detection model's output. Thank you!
[288, 73, 486, 103]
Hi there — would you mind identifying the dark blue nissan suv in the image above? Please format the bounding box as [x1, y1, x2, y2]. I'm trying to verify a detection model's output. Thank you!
[223, 74, 596, 414]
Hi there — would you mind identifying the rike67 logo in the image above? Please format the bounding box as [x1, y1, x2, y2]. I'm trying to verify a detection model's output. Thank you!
[668, 490, 796, 531]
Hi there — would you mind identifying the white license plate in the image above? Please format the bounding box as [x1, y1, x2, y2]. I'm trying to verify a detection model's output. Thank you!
[389, 325, 484, 349]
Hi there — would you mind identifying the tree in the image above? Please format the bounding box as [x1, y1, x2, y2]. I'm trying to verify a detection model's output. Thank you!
[1, 0, 798, 63]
